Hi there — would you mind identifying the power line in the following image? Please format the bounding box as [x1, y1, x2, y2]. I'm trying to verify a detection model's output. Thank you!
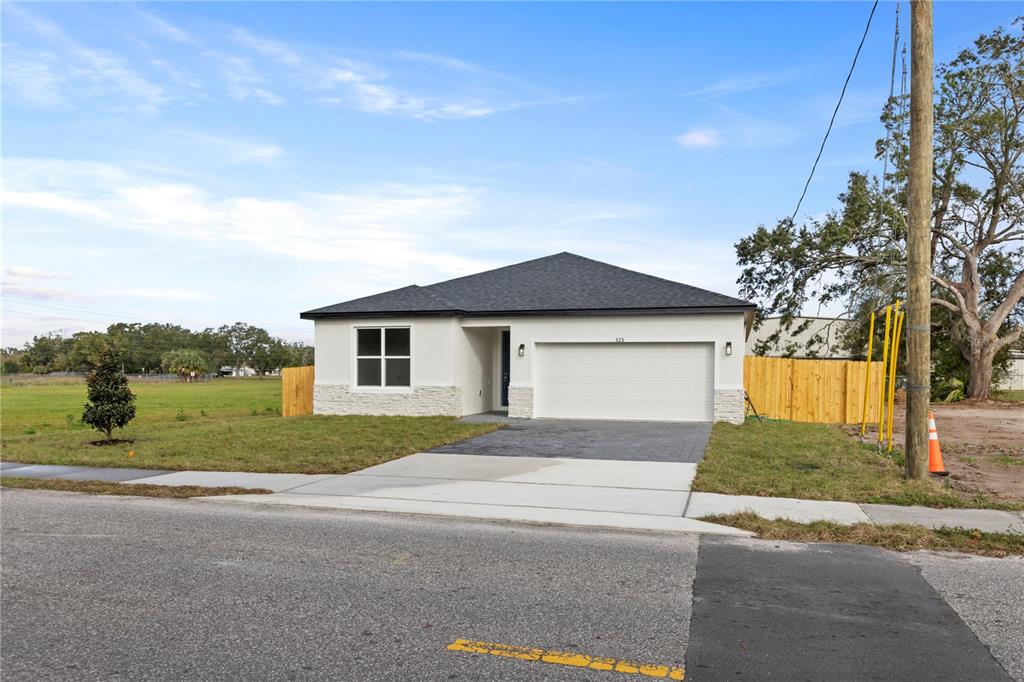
[790, 0, 880, 223]
[871, 1, 904, 312]
[2, 296, 216, 327]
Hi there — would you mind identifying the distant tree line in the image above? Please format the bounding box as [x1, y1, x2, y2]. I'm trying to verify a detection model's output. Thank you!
[1, 322, 313, 375]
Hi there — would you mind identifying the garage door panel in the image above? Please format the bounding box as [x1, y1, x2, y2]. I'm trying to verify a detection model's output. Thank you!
[534, 342, 714, 422]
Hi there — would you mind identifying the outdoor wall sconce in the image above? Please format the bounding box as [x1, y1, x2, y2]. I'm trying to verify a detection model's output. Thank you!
[725, 342, 733, 356]
[518, 344, 525, 357]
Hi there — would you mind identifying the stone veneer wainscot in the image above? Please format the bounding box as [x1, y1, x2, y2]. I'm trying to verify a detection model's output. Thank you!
[713, 389, 745, 424]
[314, 384, 461, 417]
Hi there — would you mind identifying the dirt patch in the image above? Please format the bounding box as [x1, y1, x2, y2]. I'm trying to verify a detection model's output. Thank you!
[855, 401, 1024, 503]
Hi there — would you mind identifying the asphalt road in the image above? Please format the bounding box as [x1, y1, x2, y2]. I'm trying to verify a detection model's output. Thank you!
[2, 491, 1021, 681]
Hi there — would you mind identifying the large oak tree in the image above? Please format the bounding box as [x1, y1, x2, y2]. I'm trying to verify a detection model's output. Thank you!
[737, 20, 1024, 399]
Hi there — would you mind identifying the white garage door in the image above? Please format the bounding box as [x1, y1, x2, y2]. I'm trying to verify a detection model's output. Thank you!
[534, 342, 714, 422]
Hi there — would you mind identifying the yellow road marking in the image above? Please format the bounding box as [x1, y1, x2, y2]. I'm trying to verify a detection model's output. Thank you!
[446, 639, 684, 679]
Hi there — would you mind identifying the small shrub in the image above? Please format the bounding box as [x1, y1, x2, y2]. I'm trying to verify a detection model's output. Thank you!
[175, 409, 188, 422]
[24, 427, 36, 435]
[934, 378, 965, 403]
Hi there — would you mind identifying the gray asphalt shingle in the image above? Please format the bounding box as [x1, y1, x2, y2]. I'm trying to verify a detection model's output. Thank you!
[301, 252, 753, 318]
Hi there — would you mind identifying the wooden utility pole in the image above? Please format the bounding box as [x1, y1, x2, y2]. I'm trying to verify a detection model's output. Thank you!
[905, 0, 933, 479]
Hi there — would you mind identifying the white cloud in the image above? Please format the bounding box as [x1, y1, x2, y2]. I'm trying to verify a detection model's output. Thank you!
[168, 132, 286, 164]
[235, 143, 285, 163]
[225, 26, 550, 121]
[675, 109, 795, 151]
[4, 5, 169, 112]
[332, 79, 496, 120]
[230, 27, 303, 68]
[2, 267, 80, 302]
[0, 190, 111, 220]
[3, 7, 569, 121]
[3, 286, 82, 301]
[4, 267, 71, 280]
[675, 127, 722, 149]
[3, 158, 484, 277]
[2, 155, 753, 343]
[393, 50, 483, 73]
[2, 51, 67, 108]
[3, 157, 719, 303]
[681, 71, 798, 98]
[136, 9, 197, 45]
[206, 52, 284, 105]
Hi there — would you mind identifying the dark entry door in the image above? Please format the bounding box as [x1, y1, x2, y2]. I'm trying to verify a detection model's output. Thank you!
[500, 331, 511, 407]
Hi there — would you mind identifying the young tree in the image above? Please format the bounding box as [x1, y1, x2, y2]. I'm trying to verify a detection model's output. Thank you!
[737, 21, 1024, 399]
[82, 348, 137, 441]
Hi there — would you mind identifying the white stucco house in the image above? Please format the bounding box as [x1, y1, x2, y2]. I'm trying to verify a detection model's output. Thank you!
[301, 253, 755, 423]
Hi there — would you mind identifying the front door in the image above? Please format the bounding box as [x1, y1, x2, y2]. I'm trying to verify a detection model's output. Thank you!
[500, 331, 511, 407]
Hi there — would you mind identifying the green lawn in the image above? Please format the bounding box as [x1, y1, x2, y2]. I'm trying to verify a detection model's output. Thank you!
[2, 378, 281, 434]
[1, 379, 499, 474]
[995, 390, 1024, 403]
[693, 418, 1023, 510]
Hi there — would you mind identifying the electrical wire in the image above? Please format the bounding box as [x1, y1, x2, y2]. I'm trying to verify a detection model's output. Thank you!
[871, 1, 903, 315]
[790, 0, 880, 223]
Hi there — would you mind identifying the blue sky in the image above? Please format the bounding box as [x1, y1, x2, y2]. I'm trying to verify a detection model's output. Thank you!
[2, 1, 1016, 346]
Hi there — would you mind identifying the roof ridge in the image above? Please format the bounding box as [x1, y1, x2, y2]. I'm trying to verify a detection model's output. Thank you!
[573, 251, 741, 296]
[423, 252, 575, 289]
[552, 252, 749, 305]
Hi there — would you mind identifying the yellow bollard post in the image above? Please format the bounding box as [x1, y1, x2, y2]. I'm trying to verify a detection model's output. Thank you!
[860, 311, 876, 435]
[887, 310, 905, 451]
[876, 304, 893, 444]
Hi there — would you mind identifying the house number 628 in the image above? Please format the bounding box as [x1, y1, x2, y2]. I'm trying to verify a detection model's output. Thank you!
[614, 337, 625, 343]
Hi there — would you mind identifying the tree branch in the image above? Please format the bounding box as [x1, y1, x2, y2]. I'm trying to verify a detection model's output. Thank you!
[930, 297, 961, 313]
[986, 269, 1024, 333]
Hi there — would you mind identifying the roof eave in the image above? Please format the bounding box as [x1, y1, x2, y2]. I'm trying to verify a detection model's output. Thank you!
[299, 309, 456, 320]
[300, 304, 755, 321]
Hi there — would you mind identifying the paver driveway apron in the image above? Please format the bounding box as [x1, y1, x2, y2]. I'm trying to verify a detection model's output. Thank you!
[207, 418, 744, 535]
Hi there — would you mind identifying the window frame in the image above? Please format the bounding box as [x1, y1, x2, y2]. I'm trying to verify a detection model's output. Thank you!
[354, 326, 412, 390]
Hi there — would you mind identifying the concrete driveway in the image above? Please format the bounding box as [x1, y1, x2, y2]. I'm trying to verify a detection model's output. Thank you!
[430, 417, 711, 463]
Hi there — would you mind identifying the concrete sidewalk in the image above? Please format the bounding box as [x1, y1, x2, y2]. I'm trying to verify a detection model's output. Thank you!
[3, 458, 1022, 535]
[684, 492, 1024, 534]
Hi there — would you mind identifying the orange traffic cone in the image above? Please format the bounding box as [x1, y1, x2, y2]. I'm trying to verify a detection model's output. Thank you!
[928, 411, 948, 477]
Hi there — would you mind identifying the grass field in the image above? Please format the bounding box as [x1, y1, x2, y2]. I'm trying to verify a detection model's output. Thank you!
[2, 378, 281, 434]
[1, 378, 499, 474]
[996, 390, 1024, 403]
[693, 418, 1023, 511]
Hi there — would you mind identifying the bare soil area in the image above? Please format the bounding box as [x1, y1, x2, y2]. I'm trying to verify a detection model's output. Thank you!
[857, 401, 1023, 503]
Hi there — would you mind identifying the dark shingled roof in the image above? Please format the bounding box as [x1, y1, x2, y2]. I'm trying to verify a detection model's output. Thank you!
[301, 252, 754, 319]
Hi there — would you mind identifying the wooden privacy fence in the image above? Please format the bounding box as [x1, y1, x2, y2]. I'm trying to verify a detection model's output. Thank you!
[744, 356, 886, 424]
[282, 365, 314, 417]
